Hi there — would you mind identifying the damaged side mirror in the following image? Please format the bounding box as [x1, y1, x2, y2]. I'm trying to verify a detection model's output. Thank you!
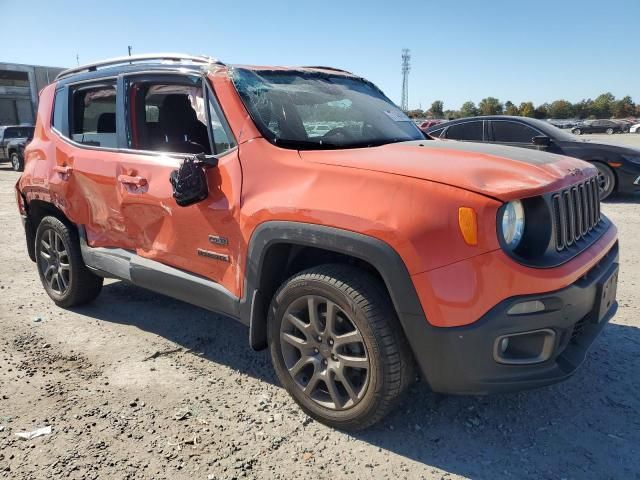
[169, 153, 218, 207]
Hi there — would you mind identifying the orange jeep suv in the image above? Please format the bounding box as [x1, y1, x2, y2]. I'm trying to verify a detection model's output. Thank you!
[15, 54, 619, 430]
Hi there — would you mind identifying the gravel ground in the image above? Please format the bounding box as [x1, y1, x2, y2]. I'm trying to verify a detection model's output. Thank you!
[0, 150, 639, 479]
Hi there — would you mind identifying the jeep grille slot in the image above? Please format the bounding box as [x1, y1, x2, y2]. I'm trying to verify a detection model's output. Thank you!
[552, 177, 601, 252]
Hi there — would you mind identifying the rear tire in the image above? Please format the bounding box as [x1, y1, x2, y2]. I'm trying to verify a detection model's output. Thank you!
[11, 152, 23, 172]
[593, 162, 616, 200]
[573, 128, 582, 135]
[606, 128, 614, 135]
[268, 264, 414, 430]
[35, 216, 103, 307]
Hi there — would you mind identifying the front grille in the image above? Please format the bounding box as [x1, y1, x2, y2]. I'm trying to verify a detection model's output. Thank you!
[551, 177, 601, 251]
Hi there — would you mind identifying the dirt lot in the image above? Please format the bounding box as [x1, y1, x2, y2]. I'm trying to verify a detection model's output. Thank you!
[1, 140, 639, 479]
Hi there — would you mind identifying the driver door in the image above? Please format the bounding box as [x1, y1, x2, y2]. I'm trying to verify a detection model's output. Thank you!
[114, 73, 243, 296]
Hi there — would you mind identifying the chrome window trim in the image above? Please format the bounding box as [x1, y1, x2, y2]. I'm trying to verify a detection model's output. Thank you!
[48, 127, 237, 160]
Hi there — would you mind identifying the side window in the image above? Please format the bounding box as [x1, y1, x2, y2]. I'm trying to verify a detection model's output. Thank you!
[444, 121, 483, 141]
[70, 83, 117, 148]
[52, 89, 65, 132]
[126, 81, 212, 155]
[491, 121, 539, 143]
[208, 96, 236, 155]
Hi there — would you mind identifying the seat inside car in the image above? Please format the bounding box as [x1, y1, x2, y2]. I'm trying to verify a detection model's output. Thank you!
[156, 94, 211, 154]
[97, 112, 116, 133]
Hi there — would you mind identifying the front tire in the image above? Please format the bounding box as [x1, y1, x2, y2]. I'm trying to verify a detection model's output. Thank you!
[573, 128, 582, 135]
[606, 128, 614, 135]
[35, 216, 103, 307]
[11, 152, 23, 172]
[268, 264, 414, 430]
[593, 162, 616, 200]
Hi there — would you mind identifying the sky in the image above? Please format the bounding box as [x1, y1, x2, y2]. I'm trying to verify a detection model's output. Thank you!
[4, 0, 639, 111]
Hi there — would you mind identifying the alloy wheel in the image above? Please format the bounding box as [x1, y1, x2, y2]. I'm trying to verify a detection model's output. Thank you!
[279, 295, 370, 410]
[38, 228, 71, 295]
[11, 153, 20, 171]
[595, 164, 614, 199]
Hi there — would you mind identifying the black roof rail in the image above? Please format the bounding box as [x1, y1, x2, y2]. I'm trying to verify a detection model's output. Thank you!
[55, 53, 223, 81]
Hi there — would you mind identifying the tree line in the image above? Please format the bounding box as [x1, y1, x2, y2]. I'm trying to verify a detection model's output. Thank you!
[407, 93, 639, 120]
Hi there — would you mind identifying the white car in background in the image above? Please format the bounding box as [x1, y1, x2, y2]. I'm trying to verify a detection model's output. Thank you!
[630, 123, 640, 134]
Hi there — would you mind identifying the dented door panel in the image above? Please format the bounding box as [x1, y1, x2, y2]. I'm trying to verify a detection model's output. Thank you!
[114, 149, 243, 296]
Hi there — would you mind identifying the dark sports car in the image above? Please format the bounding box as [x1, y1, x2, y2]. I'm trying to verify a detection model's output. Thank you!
[571, 119, 624, 135]
[426, 116, 640, 199]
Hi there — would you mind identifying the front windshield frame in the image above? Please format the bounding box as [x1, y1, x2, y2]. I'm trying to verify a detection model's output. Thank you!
[230, 67, 425, 150]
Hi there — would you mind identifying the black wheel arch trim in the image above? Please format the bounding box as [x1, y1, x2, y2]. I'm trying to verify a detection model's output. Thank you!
[240, 221, 432, 376]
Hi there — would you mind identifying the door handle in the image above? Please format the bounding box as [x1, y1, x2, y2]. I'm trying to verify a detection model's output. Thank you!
[117, 174, 148, 187]
[53, 165, 73, 175]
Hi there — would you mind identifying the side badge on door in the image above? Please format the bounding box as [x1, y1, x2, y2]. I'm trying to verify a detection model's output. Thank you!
[208, 235, 228, 246]
[197, 248, 229, 262]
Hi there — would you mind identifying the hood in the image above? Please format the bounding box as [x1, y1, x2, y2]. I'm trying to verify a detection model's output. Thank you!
[299, 140, 597, 201]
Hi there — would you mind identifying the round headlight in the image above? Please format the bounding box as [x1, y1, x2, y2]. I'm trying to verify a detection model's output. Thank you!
[501, 200, 525, 249]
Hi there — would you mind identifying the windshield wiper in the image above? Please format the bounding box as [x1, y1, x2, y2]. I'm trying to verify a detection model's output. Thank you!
[273, 137, 411, 151]
[273, 138, 351, 150]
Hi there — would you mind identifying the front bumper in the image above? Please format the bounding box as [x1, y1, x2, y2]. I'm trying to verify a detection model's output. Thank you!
[615, 163, 640, 193]
[418, 242, 619, 395]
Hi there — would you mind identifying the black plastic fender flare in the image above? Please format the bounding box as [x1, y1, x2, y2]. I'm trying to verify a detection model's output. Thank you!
[240, 221, 432, 376]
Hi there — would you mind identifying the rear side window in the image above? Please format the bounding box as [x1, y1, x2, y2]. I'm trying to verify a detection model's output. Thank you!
[491, 121, 539, 143]
[444, 121, 483, 141]
[427, 127, 445, 138]
[70, 83, 117, 148]
[52, 89, 65, 132]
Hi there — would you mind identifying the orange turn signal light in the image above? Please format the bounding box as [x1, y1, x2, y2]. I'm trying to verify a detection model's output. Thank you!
[608, 162, 622, 168]
[458, 207, 478, 246]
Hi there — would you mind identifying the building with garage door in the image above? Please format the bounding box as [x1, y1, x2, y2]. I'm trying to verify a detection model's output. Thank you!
[0, 62, 65, 126]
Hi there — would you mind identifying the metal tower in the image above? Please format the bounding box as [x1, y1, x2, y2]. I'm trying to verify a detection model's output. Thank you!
[400, 49, 411, 111]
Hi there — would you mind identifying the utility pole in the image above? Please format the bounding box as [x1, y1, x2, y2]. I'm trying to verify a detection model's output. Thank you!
[76, 54, 79, 66]
[128, 45, 132, 57]
[401, 49, 411, 112]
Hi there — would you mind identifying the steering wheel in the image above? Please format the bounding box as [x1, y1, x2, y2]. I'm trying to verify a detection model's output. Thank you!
[322, 127, 355, 141]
